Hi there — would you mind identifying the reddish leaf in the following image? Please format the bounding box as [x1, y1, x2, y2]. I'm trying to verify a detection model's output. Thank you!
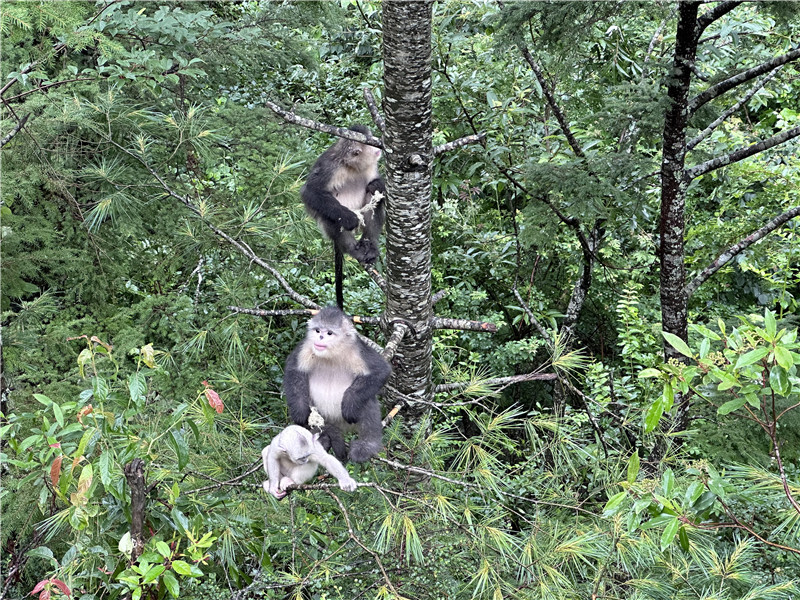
[30, 580, 47, 595]
[77, 404, 94, 425]
[39, 590, 50, 600]
[49, 443, 61, 448]
[50, 456, 63, 488]
[204, 387, 223, 414]
[51, 579, 71, 597]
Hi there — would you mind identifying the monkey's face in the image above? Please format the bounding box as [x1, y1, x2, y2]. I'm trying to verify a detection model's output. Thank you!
[345, 143, 381, 169]
[307, 323, 344, 357]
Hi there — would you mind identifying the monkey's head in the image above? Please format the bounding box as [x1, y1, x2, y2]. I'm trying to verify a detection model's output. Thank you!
[281, 425, 319, 464]
[340, 125, 381, 169]
[306, 306, 357, 358]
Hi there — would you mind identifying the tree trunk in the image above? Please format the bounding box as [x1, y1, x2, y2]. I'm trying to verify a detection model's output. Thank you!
[659, 2, 700, 432]
[124, 459, 147, 562]
[381, 0, 435, 413]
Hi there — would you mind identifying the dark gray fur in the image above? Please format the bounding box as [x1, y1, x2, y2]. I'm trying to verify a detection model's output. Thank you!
[283, 306, 391, 463]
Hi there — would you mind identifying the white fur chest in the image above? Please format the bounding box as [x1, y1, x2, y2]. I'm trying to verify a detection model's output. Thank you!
[334, 180, 370, 211]
[308, 364, 356, 423]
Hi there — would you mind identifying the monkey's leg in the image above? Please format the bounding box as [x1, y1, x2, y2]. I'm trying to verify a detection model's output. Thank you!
[318, 425, 348, 463]
[349, 402, 383, 463]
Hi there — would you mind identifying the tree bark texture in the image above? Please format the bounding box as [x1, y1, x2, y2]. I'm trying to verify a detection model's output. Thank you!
[124, 459, 147, 562]
[381, 0, 435, 412]
[660, 2, 700, 432]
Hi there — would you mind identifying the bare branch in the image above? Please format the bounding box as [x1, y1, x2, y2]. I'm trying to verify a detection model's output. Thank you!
[431, 316, 497, 332]
[689, 46, 800, 113]
[228, 306, 316, 318]
[4, 77, 95, 103]
[520, 46, 585, 159]
[382, 321, 410, 362]
[362, 87, 385, 134]
[687, 66, 782, 150]
[431, 289, 448, 305]
[0, 42, 67, 97]
[0, 113, 30, 147]
[263, 99, 383, 147]
[686, 124, 800, 180]
[687, 205, 800, 297]
[432, 133, 486, 156]
[434, 372, 557, 393]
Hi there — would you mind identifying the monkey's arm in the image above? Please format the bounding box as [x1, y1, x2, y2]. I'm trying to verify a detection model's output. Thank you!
[341, 345, 392, 424]
[311, 444, 357, 492]
[263, 442, 286, 498]
[302, 180, 360, 231]
[284, 349, 312, 425]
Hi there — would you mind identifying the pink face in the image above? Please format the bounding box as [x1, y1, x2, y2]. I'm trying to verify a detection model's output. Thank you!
[309, 326, 337, 355]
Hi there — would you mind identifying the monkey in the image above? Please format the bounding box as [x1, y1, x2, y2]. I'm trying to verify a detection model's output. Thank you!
[283, 305, 391, 464]
[300, 125, 386, 309]
[262, 425, 358, 499]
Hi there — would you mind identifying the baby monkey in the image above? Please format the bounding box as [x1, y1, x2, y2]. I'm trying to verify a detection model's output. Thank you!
[261, 424, 358, 499]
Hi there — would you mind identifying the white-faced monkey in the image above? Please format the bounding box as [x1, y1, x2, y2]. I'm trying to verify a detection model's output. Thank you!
[284, 306, 391, 463]
[262, 425, 357, 499]
[301, 125, 385, 309]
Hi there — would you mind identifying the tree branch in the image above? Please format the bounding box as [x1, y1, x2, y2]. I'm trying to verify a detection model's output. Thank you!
[686, 124, 800, 180]
[432, 133, 486, 156]
[263, 100, 384, 147]
[687, 66, 782, 150]
[689, 46, 800, 113]
[687, 205, 800, 297]
[362, 87, 385, 134]
[695, 1, 744, 39]
[434, 372, 557, 393]
[430, 316, 497, 332]
[0, 113, 30, 147]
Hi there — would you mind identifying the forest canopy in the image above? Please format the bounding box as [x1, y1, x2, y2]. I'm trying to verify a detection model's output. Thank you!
[2, 1, 800, 599]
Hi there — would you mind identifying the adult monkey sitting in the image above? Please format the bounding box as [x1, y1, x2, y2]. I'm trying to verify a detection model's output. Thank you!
[301, 125, 385, 309]
[284, 306, 391, 463]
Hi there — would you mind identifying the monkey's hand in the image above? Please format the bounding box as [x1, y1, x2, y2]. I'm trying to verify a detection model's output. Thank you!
[264, 480, 286, 499]
[338, 210, 360, 231]
[338, 476, 358, 492]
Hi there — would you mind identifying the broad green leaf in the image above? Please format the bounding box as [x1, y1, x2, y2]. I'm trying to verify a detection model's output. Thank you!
[764, 309, 777, 339]
[745, 393, 760, 409]
[734, 347, 769, 369]
[708, 477, 725, 498]
[638, 368, 662, 379]
[168, 430, 189, 471]
[661, 469, 675, 497]
[33, 394, 53, 406]
[72, 427, 96, 472]
[170, 560, 193, 576]
[156, 541, 171, 558]
[644, 397, 664, 433]
[162, 570, 180, 598]
[99, 451, 113, 488]
[128, 372, 147, 406]
[661, 332, 693, 358]
[663, 381, 675, 412]
[627, 451, 640, 484]
[699, 337, 710, 359]
[716, 372, 740, 391]
[678, 525, 690, 552]
[717, 396, 747, 416]
[603, 491, 627, 516]
[52, 403, 64, 428]
[142, 564, 165, 584]
[640, 514, 675, 530]
[774, 346, 793, 370]
[119, 532, 134, 556]
[769, 365, 791, 397]
[685, 480, 704, 505]
[92, 377, 109, 402]
[660, 516, 680, 550]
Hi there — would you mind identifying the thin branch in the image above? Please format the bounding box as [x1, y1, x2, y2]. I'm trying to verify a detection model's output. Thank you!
[325, 490, 401, 597]
[686, 124, 800, 180]
[687, 205, 800, 296]
[263, 100, 383, 147]
[434, 372, 557, 393]
[362, 87, 385, 134]
[0, 42, 67, 97]
[382, 321, 409, 362]
[109, 139, 318, 308]
[4, 77, 95, 103]
[432, 133, 486, 156]
[687, 66, 782, 150]
[689, 46, 800, 113]
[431, 289, 448, 305]
[520, 46, 585, 159]
[375, 457, 595, 515]
[0, 113, 30, 147]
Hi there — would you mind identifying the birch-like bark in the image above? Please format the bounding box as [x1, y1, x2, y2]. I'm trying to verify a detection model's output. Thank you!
[382, 0, 435, 411]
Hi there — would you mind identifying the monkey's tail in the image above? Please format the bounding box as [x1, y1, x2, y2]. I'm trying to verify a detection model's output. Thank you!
[334, 245, 344, 310]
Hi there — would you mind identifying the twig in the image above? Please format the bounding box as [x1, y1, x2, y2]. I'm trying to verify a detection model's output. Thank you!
[363, 87, 385, 134]
[432, 133, 486, 156]
[382, 321, 409, 362]
[430, 316, 497, 332]
[434, 372, 557, 393]
[0, 113, 30, 147]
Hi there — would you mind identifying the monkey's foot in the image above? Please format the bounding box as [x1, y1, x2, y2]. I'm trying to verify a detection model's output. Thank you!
[353, 239, 379, 264]
[348, 438, 381, 463]
[264, 480, 287, 499]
